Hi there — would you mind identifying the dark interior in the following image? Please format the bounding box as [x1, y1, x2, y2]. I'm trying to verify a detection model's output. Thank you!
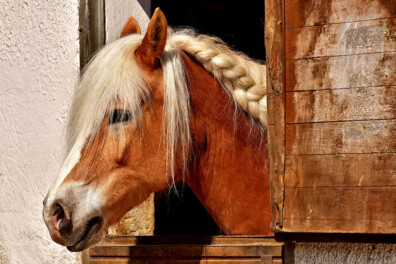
[152, 0, 265, 236]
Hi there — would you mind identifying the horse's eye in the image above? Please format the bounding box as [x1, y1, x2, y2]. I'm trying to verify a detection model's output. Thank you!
[109, 109, 132, 124]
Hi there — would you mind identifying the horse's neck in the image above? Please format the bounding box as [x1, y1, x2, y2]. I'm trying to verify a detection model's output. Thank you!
[182, 54, 272, 235]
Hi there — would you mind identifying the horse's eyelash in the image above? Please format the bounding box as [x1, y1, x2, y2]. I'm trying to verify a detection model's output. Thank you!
[109, 109, 132, 124]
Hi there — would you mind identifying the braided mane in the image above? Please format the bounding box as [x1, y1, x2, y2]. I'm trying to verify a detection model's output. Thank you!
[67, 29, 267, 185]
[168, 29, 267, 126]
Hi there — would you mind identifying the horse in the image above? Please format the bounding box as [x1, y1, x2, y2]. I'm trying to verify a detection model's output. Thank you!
[43, 8, 271, 252]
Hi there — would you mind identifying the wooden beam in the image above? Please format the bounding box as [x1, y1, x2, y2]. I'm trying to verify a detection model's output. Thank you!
[265, 0, 286, 232]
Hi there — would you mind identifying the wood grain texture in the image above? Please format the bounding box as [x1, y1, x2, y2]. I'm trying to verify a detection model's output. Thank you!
[286, 86, 396, 123]
[95, 236, 280, 246]
[286, 120, 396, 155]
[283, 187, 396, 233]
[265, 0, 285, 231]
[285, 153, 396, 187]
[281, 219, 396, 234]
[89, 236, 283, 264]
[276, 0, 396, 236]
[286, 52, 396, 91]
[267, 95, 275, 125]
[89, 259, 266, 264]
[285, 0, 396, 28]
[286, 18, 396, 59]
[90, 245, 282, 258]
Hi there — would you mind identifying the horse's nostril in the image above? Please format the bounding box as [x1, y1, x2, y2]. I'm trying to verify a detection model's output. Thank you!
[59, 216, 73, 234]
[50, 203, 72, 233]
[52, 204, 63, 216]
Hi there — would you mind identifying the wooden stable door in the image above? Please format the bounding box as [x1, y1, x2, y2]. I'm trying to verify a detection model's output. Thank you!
[89, 236, 283, 264]
[266, 0, 396, 235]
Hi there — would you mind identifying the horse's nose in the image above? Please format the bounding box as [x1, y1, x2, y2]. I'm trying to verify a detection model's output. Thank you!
[47, 201, 73, 234]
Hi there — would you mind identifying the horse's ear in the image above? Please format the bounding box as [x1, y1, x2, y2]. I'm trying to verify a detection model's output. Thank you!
[121, 16, 141, 37]
[136, 8, 167, 69]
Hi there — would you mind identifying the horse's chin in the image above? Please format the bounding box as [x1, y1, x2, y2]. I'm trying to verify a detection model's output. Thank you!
[67, 218, 104, 252]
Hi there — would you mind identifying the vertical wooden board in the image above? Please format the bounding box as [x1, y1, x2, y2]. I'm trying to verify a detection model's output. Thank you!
[286, 86, 396, 123]
[286, 52, 396, 91]
[286, 18, 396, 59]
[285, 0, 396, 28]
[286, 120, 396, 155]
[285, 153, 396, 187]
[283, 187, 396, 233]
[267, 94, 275, 125]
[265, 0, 285, 231]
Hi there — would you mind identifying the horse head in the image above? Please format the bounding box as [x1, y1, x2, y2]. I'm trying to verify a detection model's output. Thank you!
[43, 8, 270, 252]
[43, 9, 187, 251]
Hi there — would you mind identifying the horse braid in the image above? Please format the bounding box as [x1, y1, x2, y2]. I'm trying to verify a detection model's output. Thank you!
[170, 31, 268, 126]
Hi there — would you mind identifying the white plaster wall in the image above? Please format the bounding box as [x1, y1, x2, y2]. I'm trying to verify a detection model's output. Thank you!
[105, 0, 150, 43]
[295, 242, 396, 264]
[0, 0, 80, 263]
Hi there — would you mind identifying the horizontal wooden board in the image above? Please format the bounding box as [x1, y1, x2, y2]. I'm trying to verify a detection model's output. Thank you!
[89, 258, 268, 264]
[281, 219, 396, 234]
[90, 245, 282, 258]
[285, 153, 396, 187]
[283, 187, 396, 233]
[286, 86, 396, 123]
[95, 236, 280, 247]
[285, 120, 396, 155]
[286, 18, 396, 59]
[286, 52, 396, 91]
[90, 236, 283, 264]
[285, 0, 396, 28]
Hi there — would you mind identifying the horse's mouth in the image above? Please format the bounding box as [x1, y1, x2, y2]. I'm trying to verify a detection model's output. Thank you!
[67, 217, 103, 252]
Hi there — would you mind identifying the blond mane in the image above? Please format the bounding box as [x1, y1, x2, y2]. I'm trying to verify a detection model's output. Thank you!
[66, 28, 267, 182]
[168, 29, 267, 126]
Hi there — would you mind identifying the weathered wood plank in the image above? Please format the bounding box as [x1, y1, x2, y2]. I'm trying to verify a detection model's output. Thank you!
[285, 153, 396, 187]
[267, 94, 275, 125]
[285, 0, 396, 28]
[286, 86, 396, 123]
[286, 18, 396, 59]
[282, 219, 396, 234]
[286, 52, 396, 91]
[285, 120, 396, 155]
[272, 258, 283, 264]
[283, 187, 396, 233]
[89, 258, 264, 264]
[96, 236, 280, 247]
[265, 0, 285, 231]
[90, 245, 282, 258]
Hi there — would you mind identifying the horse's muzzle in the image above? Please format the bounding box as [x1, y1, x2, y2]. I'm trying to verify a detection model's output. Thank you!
[43, 192, 104, 251]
